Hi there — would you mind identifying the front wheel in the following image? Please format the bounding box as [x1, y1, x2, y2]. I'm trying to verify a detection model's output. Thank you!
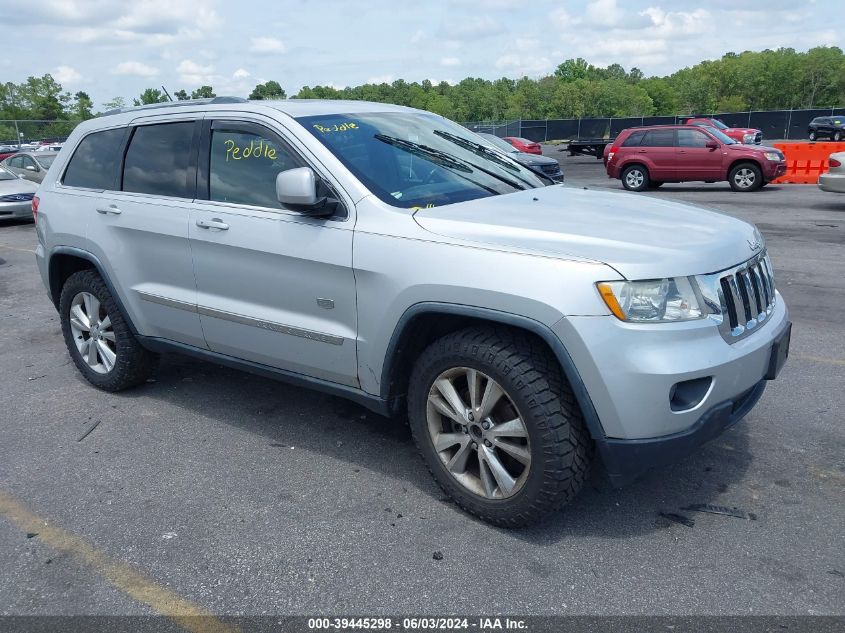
[59, 270, 157, 391]
[621, 164, 649, 191]
[809, 130, 817, 141]
[407, 327, 592, 528]
[729, 162, 763, 192]
[834, 131, 842, 142]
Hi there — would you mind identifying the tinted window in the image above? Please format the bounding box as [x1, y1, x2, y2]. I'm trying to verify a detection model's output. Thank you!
[63, 128, 124, 189]
[8, 156, 24, 168]
[622, 131, 645, 147]
[677, 129, 711, 147]
[122, 122, 195, 198]
[641, 130, 675, 147]
[34, 154, 56, 169]
[209, 128, 299, 208]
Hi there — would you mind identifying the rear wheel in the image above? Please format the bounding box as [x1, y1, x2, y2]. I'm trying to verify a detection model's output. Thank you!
[621, 164, 649, 191]
[809, 130, 817, 141]
[59, 270, 157, 391]
[407, 327, 592, 528]
[834, 131, 842, 142]
[729, 162, 763, 192]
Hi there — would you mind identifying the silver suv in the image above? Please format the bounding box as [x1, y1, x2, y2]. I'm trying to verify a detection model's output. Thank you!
[34, 98, 791, 527]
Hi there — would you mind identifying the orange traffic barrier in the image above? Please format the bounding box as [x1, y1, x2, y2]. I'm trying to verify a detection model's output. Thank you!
[771, 142, 845, 184]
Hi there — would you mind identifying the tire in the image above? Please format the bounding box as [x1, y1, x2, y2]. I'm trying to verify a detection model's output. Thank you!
[621, 164, 649, 191]
[407, 326, 592, 528]
[648, 181, 664, 188]
[834, 131, 842, 142]
[729, 162, 763, 192]
[59, 270, 157, 391]
[809, 130, 816, 141]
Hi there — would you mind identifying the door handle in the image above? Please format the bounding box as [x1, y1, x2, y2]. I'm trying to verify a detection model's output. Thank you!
[196, 218, 229, 230]
[96, 205, 122, 215]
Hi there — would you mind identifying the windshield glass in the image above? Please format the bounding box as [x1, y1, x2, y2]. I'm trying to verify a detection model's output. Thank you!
[34, 154, 56, 168]
[708, 118, 729, 130]
[702, 126, 737, 144]
[0, 165, 17, 181]
[297, 112, 545, 209]
[478, 133, 519, 154]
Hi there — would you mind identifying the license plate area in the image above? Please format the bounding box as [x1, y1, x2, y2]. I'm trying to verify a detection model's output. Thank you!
[765, 321, 792, 380]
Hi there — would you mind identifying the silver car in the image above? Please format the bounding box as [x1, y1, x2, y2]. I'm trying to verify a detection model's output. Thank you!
[1, 151, 57, 184]
[34, 98, 791, 527]
[0, 165, 38, 221]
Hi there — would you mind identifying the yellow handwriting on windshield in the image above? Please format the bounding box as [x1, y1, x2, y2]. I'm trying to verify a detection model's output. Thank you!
[313, 122, 359, 133]
[224, 138, 277, 162]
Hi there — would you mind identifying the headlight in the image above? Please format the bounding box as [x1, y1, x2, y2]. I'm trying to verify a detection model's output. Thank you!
[596, 277, 704, 322]
[764, 151, 781, 161]
[743, 133, 756, 143]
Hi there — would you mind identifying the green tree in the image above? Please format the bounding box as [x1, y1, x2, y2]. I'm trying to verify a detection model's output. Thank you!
[191, 85, 216, 99]
[102, 96, 126, 111]
[133, 88, 168, 106]
[71, 91, 94, 120]
[174, 89, 190, 101]
[554, 58, 590, 82]
[249, 80, 286, 100]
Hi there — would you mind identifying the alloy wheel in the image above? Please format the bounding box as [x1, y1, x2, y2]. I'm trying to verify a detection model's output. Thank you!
[425, 367, 531, 499]
[625, 170, 644, 188]
[69, 292, 117, 374]
[734, 168, 756, 189]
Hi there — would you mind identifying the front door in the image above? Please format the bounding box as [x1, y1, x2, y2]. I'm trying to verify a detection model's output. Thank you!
[188, 118, 359, 387]
[675, 128, 723, 180]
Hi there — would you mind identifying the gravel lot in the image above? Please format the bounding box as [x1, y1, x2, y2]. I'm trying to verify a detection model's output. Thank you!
[1, 151, 843, 618]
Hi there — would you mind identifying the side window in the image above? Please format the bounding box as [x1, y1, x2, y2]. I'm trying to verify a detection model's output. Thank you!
[23, 156, 38, 170]
[209, 127, 299, 208]
[677, 129, 711, 147]
[622, 131, 645, 147]
[122, 122, 195, 198]
[63, 128, 125, 189]
[9, 156, 24, 168]
[641, 130, 675, 147]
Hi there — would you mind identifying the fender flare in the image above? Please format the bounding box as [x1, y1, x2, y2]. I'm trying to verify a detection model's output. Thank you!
[380, 302, 606, 441]
[48, 246, 140, 335]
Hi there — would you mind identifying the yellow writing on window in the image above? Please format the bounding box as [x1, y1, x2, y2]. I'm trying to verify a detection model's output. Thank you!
[313, 122, 359, 134]
[409, 203, 436, 211]
[224, 138, 277, 162]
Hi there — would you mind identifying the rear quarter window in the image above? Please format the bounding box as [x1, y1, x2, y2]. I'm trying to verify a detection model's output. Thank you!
[621, 131, 645, 147]
[63, 128, 125, 189]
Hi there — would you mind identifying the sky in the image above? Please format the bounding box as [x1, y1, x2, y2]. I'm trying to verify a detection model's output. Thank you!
[1, 0, 841, 108]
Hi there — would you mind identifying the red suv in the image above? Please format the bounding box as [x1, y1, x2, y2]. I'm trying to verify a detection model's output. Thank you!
[685, 117, 763, 144]
[604, 125, 786, 192]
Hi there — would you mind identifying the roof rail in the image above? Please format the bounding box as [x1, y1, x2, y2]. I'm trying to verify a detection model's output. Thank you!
[99, 96, 248, 117]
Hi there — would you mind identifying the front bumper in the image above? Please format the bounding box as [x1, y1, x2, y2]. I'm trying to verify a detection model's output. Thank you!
[819, 172, 845, 193]
[0, 200, 33, 219]
[553, 292, 790, 485]
[762, 160, 787, 181]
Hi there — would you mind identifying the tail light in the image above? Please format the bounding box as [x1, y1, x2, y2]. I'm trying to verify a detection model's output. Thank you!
[830, 157, 842, 168]
[32, 195, 39, 222]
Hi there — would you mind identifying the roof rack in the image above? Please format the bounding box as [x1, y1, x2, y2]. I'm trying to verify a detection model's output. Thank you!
[99, 96, 248, 117]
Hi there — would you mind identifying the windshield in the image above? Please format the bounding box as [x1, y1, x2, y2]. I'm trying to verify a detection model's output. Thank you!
[702, 126, 737, 144]
[708, 118, 729, 130]
[0, 165, 17, 181]
[34, 154, 56, 168]
[297, 112, 545, 209]
[478, 133, 519, 154]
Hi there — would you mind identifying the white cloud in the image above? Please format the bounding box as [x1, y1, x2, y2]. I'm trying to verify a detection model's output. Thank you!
[366, 74, 394, 84]
[494, 54, 554, 77]
[585, 0, 623, 27]
[443, 16, 504, 40]
[54, 65, 82, 84]
[640, 7, 711, 37]
[440, 57, 461, 67]
[249, 37, 286, 55]
[177, 59, 216, 84]
[233, 68, 251, 79]
[112, 61, 159, 77]
[410, 29, 424, 43]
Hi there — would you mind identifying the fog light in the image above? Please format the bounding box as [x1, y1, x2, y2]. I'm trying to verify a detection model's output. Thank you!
[670, 377, 713, 412]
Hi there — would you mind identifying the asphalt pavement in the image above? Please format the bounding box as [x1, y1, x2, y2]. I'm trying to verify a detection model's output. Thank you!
[0, 153, 843, 619]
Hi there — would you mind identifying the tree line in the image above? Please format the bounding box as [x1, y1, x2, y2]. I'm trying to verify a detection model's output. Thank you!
[2, 47, 843, 141]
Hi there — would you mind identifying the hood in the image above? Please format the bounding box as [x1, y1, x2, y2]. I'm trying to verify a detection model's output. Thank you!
[725, 127, 760, 134]
[0, 177, 38, 195]
[413, 186, 763, 279]
[726, 143, 780, 155]
[513, 153, 558, 167]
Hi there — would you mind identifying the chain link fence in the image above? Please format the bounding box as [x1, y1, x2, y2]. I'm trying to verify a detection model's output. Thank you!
[0, 120, 81, 146]
[465, 107, 845, 142]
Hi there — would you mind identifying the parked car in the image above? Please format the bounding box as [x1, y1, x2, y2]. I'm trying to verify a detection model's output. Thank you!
[502, 136, 542, 154]
[0, 146, 20, 162]
[605, 125, 786, 192]
[0, 165, 38, 221]
[1, 151, 57, 184]
[478, 133, 564, 182]
[818, 152, 845, 193]
[808, 116, 844, 142]
[34, 98, 790, 527]
[685, 117, 763, 145]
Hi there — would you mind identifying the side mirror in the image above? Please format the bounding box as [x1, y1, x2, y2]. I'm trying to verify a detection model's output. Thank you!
[705, 141, 719, 150]
[276, 167, 337, 217]
[17, 173, 26, 179]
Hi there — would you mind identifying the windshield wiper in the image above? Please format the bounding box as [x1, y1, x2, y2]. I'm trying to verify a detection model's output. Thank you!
[373, 134, 501, 196]
[433, 130, 552, 187]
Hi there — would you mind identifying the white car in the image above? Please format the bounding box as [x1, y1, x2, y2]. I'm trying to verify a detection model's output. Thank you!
[818, 152, 845, 193]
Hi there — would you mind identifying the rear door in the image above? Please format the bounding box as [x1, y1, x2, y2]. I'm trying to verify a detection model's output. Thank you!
[81, 117, 207, 348]
[638, 129, 677, 181]
[676, 128, 723, 180]
[188, 117, 359, 387]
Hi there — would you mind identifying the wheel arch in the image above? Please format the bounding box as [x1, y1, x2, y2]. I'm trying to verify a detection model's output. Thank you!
[727, 157, 762, 179]
[380, 302, 605, 441]
[48, 246, 139, 335]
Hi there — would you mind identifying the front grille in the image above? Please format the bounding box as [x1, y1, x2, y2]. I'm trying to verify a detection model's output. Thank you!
[698, 251, 776, 343]
[0, 193, 34, 202]
[540, 163, 561, 176]
[753, 131, 763, 144]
